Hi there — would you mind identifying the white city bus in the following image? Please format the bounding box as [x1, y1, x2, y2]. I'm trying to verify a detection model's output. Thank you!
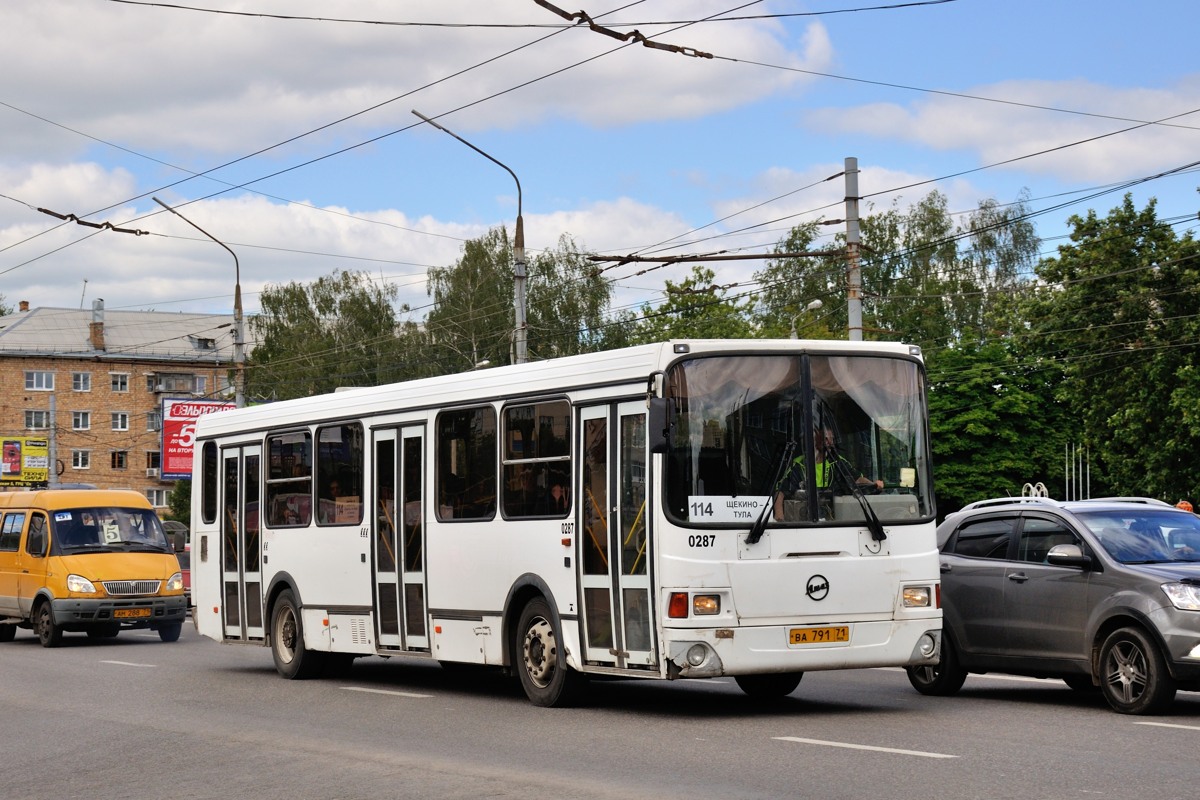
[191, 339, 940, 706]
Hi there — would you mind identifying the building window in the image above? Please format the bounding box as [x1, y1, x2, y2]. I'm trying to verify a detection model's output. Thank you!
[195, 375, 208, 395]
[111, 451, 128, 470]
[146, 451, 161, 469]
[110, 373, 129, 392]
[111, 412, 129, 431]
[24, 371, 54, 391]
[72, 450, 91, 469]
[72, 372, 91, 392]
[155, 372, 198, 393]
[25, 410, 50, 430]
[72, 411, 91, 431]
[145, 489, 168, 508]
[146, 410, 162, 432]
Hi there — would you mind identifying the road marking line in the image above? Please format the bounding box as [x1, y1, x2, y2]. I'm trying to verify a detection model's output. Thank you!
[342, 686, 432, 699]
[876, 667, 1066, 685]
[100, 660, 156, 668]
[1134, 721, 1200, 731]
[774, 736, 957, 759]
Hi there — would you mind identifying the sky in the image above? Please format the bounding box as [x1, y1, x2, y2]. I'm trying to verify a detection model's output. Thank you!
[2, 0, 1198, 331]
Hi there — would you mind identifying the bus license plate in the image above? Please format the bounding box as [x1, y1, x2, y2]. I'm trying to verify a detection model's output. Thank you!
[114, 608, 151, 619]
[789, 626, 849, 645]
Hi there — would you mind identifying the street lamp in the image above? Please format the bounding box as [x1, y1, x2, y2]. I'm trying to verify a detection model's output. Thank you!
[789, 299, 824, 339]
[411, 109, 528, 364]
[153, 197, 246, 408]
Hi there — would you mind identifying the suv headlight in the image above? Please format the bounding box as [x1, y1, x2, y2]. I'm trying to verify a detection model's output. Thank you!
[1162, 582, 1200, 611]
[166, 572, 184, 592]
[67, 574, 97, 594]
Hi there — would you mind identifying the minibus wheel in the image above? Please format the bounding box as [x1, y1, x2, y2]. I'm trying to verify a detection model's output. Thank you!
[158, 622, 183, 643]
[34, 601, 63, 648]
[735, 672, 803, 698]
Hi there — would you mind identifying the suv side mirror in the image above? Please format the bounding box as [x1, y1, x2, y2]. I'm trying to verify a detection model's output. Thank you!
[1046, 543, 1091, 569]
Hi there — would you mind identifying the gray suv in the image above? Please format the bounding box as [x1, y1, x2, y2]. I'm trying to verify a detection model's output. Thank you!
[907, 497, 1200, 714]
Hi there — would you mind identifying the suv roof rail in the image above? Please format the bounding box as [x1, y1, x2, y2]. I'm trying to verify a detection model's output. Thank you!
[1077, 496, 1172, 506]
[960, 496, 1061, 512]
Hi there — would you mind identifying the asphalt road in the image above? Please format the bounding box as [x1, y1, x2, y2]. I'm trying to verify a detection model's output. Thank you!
[3, 623, 1198, 800]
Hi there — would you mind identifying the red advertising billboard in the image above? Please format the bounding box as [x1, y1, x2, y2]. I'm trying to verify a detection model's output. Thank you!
[161, 398, 236, 480]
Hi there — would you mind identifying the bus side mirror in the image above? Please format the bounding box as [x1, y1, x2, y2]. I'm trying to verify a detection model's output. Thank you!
[647, 397, 672, 454]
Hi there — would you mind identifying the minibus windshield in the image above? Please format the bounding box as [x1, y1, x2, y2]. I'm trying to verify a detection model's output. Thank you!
[50, 507, 171, 552]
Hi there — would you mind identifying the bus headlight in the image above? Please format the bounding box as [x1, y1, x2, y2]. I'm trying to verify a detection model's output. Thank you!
[902, 586, 932, 608]
[166, 572, 184, 592]
[693, 595, 720, 615]
[687, 644, 709, 666]
[67, 574, 97, 594]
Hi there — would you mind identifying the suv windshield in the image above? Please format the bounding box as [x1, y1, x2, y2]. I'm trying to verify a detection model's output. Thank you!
[1075, 509, 1200, 563]
[661, 353, 933, 525]
[50, 507, 171, 552]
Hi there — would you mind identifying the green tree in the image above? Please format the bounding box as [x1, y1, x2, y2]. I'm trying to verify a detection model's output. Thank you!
[167, 479, 191, 525]
[1029, 194, 1200, 500]
[927, 342, 1068, 513]
[426, 227, 616, 370]
[625, 265, 754, 343]
[247, 269, 406, 400]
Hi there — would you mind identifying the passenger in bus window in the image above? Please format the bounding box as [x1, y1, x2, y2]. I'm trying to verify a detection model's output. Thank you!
[320, 479, 343, 523]
[536, 481, 569, 515]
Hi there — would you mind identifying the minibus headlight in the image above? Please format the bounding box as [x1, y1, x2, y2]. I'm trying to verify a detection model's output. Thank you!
[166, 572, 184, 592]
[902, 586, 931, 608]
[67, 574, 97, 594]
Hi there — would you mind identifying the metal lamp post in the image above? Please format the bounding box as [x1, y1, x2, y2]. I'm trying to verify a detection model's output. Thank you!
[153, 197, 246, 408]
[412, 110, 527, 364]
[789, 299, 824, 339]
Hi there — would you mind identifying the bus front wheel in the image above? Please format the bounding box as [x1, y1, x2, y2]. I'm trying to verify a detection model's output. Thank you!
[271, 589, 325, 679]
[515, 597, 586, 707]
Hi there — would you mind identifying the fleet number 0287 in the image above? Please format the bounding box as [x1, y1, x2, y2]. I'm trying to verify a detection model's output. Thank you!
[688, 534, 715, 547]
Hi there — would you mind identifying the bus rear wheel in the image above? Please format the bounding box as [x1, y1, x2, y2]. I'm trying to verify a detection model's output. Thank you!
[735, 672, 803, 698]
[271, 589, 325, 679]
[515, 597, 586, 707]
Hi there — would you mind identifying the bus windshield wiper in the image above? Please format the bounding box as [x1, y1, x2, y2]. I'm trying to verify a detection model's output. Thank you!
[826, 445, 887, 542]
[746, 439, 795, 545]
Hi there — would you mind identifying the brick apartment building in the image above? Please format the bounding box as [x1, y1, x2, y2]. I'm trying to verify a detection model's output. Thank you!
[0, 300, 249, 508]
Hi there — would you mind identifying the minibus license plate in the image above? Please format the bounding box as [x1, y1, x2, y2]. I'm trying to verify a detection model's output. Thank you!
[114, 608, 151, 619]
[789, 626, 849, 645]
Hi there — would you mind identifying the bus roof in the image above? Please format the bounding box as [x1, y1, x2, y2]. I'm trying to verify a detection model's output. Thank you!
[197, 338, 921, 439]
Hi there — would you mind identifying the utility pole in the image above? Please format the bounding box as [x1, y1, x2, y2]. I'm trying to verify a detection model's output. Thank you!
[844, 157, 863, 341]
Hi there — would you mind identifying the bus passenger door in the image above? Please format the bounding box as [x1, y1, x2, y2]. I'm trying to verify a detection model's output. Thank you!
[578, 402, 655, 670]
[220, 444, 263, 641]
[372, 426, 427, 651]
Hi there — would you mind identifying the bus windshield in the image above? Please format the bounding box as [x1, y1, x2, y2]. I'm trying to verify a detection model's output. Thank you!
[662, 353, 933, 525]
[50, 507, 171, 552]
